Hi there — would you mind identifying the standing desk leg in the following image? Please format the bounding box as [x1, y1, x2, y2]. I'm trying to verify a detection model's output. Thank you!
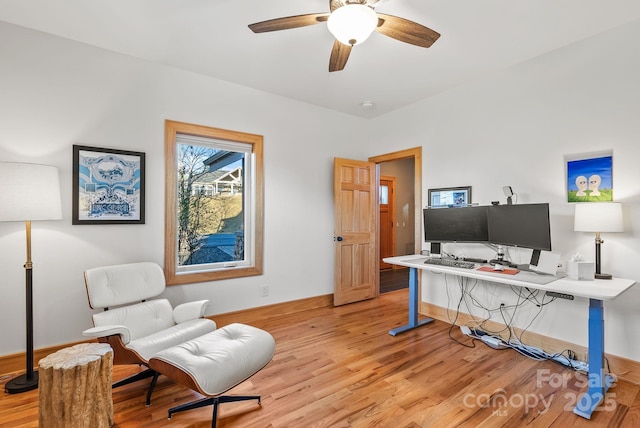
[389, 267, 434, 336]
[574, 298, 616, 419]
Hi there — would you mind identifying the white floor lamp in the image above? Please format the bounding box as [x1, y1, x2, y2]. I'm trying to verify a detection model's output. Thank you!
[0, 162, 62, 393]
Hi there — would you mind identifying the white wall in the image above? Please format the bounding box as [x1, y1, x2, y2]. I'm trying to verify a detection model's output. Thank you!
[2, 17, 640, 364]
[366, 19, 640, 360]
[0, 22, 370, 355]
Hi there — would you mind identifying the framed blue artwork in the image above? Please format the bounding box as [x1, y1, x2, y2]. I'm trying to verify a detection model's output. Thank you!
[566, 153, 613, 202]
[72, 145, 145, 224]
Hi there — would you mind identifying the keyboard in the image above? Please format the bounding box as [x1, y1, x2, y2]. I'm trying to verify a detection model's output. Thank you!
[423, 258, 476, 269]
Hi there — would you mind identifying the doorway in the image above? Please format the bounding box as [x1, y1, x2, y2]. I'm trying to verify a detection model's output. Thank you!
[379, 175, 396, 270]
[369, 148, 421, 294]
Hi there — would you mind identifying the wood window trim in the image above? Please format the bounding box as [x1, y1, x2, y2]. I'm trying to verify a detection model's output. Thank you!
[164, 119, 264, 285]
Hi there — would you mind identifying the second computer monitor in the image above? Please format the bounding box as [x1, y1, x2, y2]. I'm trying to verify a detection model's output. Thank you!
[487, 203, 552, 251]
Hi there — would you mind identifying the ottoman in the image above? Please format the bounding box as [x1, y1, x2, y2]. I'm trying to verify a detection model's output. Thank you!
[149, 323, 275, 428]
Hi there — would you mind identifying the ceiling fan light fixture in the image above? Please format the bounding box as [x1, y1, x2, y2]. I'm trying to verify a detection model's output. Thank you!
[327, 4, 378, 46]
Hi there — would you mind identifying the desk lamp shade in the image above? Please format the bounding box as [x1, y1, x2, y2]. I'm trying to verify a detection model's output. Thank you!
[574, 202, 623, 280]
[0, 162, 62, 393]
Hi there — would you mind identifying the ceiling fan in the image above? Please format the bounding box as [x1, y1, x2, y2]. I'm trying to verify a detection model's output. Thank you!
[248, 0, 440, 72]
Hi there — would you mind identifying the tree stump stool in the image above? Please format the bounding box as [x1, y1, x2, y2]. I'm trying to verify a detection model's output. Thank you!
[38, 343, 114, 428]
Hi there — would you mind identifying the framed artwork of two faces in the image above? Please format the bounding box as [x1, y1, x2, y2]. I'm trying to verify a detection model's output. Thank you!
[566, 152, 613, 202]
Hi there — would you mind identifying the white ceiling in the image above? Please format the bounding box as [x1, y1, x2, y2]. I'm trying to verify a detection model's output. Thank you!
[2, 0, 640, 118]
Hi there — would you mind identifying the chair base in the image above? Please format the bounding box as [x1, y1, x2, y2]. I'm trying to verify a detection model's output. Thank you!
[113, 367, 159, 406]
[168, 395, 261, 428]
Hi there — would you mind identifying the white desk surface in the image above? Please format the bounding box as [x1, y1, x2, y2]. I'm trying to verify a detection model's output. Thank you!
[383, 255, 636, 301]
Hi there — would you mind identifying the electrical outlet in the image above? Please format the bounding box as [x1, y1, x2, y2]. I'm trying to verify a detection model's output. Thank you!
[260, 285, 269, 297]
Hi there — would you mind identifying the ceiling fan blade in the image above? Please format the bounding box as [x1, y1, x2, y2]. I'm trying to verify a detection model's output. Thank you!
[329, 40, 352, 72]
[249, 13, 329, 33]
[330, 0, 347, 13]
[375, 13, 440, 48]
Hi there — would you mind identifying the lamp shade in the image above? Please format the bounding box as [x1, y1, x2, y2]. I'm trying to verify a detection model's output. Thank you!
[327, 4, 378, 46]
[0, 162, 63, 222]
[574, 202, 623, 233]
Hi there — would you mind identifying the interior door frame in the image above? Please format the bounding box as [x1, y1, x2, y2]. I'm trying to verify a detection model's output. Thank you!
[369, 147, 422, 287]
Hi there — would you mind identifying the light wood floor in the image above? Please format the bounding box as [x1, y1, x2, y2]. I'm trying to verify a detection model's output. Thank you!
[2, 290, 640, 427]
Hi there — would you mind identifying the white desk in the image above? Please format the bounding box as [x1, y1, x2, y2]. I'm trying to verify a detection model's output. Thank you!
[383, 255, 636, 420]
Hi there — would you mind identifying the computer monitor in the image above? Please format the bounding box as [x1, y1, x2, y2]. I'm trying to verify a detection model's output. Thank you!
[423, 206, 489, 243]
[487, 203, 552, 251]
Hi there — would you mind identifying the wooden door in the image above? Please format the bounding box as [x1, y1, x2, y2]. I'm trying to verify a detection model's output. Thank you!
[333, 158, 378, 306]
[379, 176, 396, 270]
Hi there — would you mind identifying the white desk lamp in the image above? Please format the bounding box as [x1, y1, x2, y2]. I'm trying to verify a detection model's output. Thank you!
[574, 202, 623, 280]
[0, 162, 62, 393]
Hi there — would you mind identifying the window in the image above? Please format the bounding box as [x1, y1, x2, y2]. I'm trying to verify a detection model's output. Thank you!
[164, 120, 263, 285]
[379, 184, 389, 204]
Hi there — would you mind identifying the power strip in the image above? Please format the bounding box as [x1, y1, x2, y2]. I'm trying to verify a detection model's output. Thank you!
[550, 354, 588, 371]
[572, 361, 589, 372]
[460, 326, 587, 370]
[545, 291, 574, 300]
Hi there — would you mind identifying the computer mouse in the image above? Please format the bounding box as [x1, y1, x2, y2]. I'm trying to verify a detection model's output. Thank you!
[493, 264, 505, 271]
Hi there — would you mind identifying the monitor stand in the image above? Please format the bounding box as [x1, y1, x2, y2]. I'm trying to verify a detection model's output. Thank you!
[489, 245, 516, 267]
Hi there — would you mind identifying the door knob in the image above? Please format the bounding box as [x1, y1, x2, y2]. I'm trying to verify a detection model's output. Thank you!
[336, 236, 343, 241]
